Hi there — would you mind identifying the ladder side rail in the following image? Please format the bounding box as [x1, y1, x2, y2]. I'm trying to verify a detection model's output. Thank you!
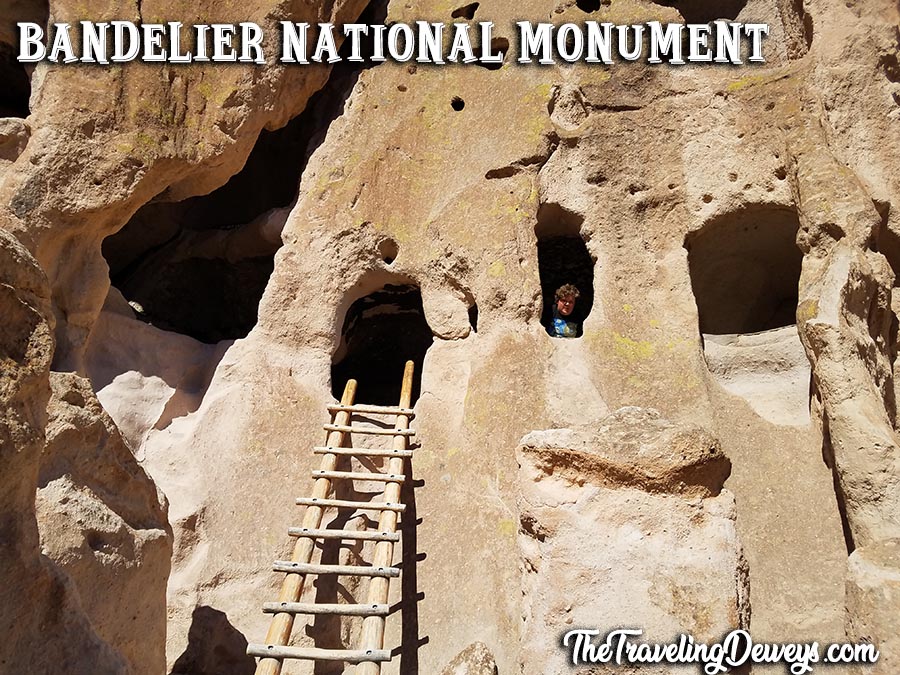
[254, 380, 357, 675]
[357, 360, 415, 675]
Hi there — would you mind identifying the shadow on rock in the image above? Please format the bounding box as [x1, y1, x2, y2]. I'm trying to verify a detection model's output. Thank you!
[170, 606, 255, 675]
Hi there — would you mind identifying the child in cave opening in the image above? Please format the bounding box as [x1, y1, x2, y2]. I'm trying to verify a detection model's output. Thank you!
[550, 284, 581, 338]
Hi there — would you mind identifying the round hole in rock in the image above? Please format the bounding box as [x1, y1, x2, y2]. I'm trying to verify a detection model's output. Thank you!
[685, 205, 802, 335]
[331, 284, 433, 405]
[535, 204, 593, 337]
[451, 96, 465, 111]
[378, 238, 399, 265]
[576, 0, 602, 13]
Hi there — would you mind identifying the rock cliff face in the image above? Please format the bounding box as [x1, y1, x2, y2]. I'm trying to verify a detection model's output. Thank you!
[2, 0, 900, 672]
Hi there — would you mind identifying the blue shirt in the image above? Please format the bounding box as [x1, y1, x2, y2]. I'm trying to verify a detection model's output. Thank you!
[551, 307, 578, 338]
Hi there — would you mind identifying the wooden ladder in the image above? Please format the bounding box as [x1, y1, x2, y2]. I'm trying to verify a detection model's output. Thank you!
[247, 361, 416, 675]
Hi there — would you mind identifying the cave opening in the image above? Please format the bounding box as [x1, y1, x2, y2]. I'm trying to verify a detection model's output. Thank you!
[0, 43, 32, 118]
[331, 285, 433, 406]
[536, 204, 594, 337]
[686, 206, 802, 335]
[100, 2, 386, 344]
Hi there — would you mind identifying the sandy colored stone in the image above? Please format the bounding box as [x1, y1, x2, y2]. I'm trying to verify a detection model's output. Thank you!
[703, 326, 811, 427]
[2, 0, 900, 671]
[36, 372, 172, 675]
[846, 539, 900, 675]
[440, 641, 498, 675]
[516, 409, 749, 674]
[0, 228, 126, 672]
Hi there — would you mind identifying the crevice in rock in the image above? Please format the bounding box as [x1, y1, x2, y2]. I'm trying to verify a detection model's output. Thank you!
[875, 208, 900, 423]
[778, 0, 813, 60]
[535, 203, 594, 337]
[686, 205, 802, 335]
[331, 283, 433, 405]
[102, 0, 389, 344]
[468, 299, 478, 333]
[820, 412, 856, 555]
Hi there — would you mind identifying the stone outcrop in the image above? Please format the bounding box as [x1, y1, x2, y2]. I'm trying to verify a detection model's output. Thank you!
[0, 228, 126, 673]
[36, 372, 172, 675]
[516, 409, 749, 674]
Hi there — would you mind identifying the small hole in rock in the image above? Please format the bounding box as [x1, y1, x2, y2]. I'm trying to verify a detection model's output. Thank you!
[451, 96, 465, 111]
[450, 2, 479, 19]
[468, 302, 478, 332]
[576, 0, 602, 11]
[378, 238, 399, 265]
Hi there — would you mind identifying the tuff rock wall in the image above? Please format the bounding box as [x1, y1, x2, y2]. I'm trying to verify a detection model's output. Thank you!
[2, 0, 900, 673]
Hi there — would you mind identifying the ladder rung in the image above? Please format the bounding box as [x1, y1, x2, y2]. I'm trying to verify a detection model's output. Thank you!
[295, 497, 405, 512]
[313, 446, 413, 458]
[246, 644, 391, 662]
[328, 403, 415, 417]
[273, 561, 400, 577]
[324, 424, 415, 436]
[312, 470, 404, 482]
[262, 602, 390, 616]
[288, 527, 400, 542]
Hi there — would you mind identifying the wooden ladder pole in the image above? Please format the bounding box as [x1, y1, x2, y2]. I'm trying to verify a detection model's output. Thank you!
[357, 360, 415, 675]
[254, 379, 358, 675]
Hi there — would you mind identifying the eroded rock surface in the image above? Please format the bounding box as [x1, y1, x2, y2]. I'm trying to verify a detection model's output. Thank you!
[516, 409, 749, 674]
[846, 539, 900, 675]
[2, 0, 900, 671]
[36, 372, 172, 675]
[0, 228, 126, 673]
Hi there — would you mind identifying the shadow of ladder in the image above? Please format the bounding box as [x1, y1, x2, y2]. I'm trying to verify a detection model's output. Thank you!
[247, 360, 417, 675]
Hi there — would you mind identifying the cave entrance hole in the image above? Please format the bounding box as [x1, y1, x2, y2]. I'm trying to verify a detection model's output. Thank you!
[536, 204, 594, 337]
[686, 205, 802, 335]
[331, 284, 433, 406]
